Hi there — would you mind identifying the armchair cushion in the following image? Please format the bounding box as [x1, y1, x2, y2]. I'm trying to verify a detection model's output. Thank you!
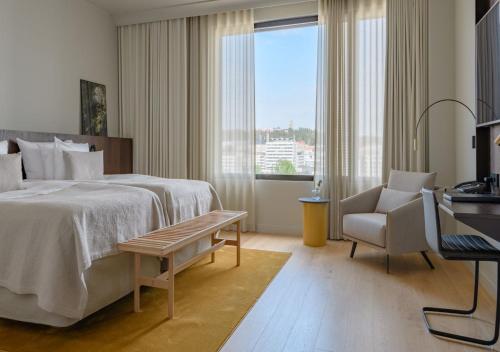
[375, 188, 419, 214]
[343, 213, 387, 247]
[387, 170, 437, 192]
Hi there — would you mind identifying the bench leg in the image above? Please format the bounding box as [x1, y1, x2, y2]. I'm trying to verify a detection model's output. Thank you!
[211, 232, 216, 263]
[236, 221, 241, 267]
[134, 253, 141, 313]
[168, 253, 175, 319]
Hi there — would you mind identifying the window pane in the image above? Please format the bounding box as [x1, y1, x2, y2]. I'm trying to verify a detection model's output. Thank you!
[255, 25, 318, 176]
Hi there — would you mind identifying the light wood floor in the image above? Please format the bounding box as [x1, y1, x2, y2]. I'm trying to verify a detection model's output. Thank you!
[221, 233, 499, 352]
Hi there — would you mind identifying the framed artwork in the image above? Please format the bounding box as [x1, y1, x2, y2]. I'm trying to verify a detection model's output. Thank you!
[80, 80, 107, 136]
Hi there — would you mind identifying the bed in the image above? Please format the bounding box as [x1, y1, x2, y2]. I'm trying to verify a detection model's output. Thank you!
[0, 181, 165, 326]
[0, 130, 222, 327]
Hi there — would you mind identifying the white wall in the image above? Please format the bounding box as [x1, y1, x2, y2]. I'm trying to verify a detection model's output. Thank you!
[255, 180, 313, 235]
[428, 0, 457, 188]
[0, 0, 118, 136]
[254, 1, 317, 22]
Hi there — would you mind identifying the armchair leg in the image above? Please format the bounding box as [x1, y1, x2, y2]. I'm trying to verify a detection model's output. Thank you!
[420, 251, 435, 270]
[350, 242, 357, 258]
[386, 255, 389, 274]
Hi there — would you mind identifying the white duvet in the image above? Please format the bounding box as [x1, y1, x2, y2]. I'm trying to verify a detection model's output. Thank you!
[101, 174, 223, 225]
[0, 181, 165, 320]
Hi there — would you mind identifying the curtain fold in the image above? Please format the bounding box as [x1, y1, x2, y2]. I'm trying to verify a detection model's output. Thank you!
[315, 0, 386, 239]
[119, 23, 150, 175]
[202, 10, 256, 231]
[187, 17, 208, 181]
[382, 0, 429, 179]
[119, 10, 256, 231]
[119, 19, 188, 178]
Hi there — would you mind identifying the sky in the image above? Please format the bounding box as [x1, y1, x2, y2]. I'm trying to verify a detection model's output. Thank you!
[255, 25, 318, 130]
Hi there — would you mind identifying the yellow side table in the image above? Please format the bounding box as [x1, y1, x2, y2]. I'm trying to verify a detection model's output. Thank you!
[299, 197, 329, 247]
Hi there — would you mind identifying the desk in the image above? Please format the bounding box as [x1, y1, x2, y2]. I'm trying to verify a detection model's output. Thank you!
[439, 195, 500, 241]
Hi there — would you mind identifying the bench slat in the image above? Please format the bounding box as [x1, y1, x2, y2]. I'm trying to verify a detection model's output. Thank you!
[118, 210, 247, 256]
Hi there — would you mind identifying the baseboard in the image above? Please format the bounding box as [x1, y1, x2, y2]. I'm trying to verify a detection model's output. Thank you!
[255, 223, 301, 236]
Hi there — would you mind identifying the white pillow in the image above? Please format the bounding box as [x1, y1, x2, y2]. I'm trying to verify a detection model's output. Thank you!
[54, 137, 89, 179]
[16, 138, 54, 179]
[63, 151, 104, 180]
[39, 143, 57, 179]
[375, 188, 420, 214]
[39, 140, 72, 180]
[0, 140, 7, 155]
[0, 154, 22, 192]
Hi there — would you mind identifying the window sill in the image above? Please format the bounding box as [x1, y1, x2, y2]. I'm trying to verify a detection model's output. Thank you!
[256, 174, 314, 181]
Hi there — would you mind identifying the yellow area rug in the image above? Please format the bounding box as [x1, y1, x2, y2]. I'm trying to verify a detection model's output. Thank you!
[0, 248, 290, 352]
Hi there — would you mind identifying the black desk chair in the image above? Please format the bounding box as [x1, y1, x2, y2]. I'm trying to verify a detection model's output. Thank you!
[421, 188, 500, 346]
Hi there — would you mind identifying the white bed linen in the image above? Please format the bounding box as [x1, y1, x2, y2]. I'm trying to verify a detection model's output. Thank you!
[0, 181, 165, 320]
[0, 140, 7, 154]
[101, 174, 223, 225]
[0, 253, 160, 327]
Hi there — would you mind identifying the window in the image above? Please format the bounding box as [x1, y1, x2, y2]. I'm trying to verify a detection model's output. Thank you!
[254, 18, 318, 180]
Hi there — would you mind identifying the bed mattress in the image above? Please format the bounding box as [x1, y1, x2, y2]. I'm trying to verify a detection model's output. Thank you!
[0, 253, 159, 327]
[0, 238, 210, 327]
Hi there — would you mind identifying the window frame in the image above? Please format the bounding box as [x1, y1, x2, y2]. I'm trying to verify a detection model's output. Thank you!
[256, 174, 314, 181]
[254, 15, 318, 31]
[254, 16, 318, 182]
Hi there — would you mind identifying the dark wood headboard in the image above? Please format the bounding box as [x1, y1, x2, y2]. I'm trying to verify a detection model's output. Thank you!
[0, 129, 133, 175]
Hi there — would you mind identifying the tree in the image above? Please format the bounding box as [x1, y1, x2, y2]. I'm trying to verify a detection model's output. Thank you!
[274, 160, 296, 175]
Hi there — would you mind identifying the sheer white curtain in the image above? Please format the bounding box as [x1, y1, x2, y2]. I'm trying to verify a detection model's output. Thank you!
[206, 10, 256, 231]
[315, 0, 386, 239]
[119, 11, 256, 230]
[187, 11, 256, 231]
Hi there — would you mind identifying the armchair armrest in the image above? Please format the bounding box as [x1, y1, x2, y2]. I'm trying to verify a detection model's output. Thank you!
[386, 197, 429, 255]
[339, 185, 384, 217]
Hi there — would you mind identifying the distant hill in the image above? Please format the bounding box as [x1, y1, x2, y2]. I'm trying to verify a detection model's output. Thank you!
[256, 127, 315, 145]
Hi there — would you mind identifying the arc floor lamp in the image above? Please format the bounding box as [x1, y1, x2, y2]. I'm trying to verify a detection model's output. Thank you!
[413, 98, 477, 151]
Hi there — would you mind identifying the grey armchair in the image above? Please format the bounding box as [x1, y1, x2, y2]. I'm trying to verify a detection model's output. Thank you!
[340, 170, 437, 273]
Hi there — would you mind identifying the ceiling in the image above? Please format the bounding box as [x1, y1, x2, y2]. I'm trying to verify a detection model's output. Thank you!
[88, 0, 247, 15]
[88, 0, 314, 26]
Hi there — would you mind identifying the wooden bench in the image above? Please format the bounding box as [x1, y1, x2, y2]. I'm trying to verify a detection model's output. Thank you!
[118, 210, 248, 319]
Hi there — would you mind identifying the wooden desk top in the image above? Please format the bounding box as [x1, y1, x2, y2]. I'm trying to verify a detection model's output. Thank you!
[440, 198, 500, 219]
[438, 192, 500, 241]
